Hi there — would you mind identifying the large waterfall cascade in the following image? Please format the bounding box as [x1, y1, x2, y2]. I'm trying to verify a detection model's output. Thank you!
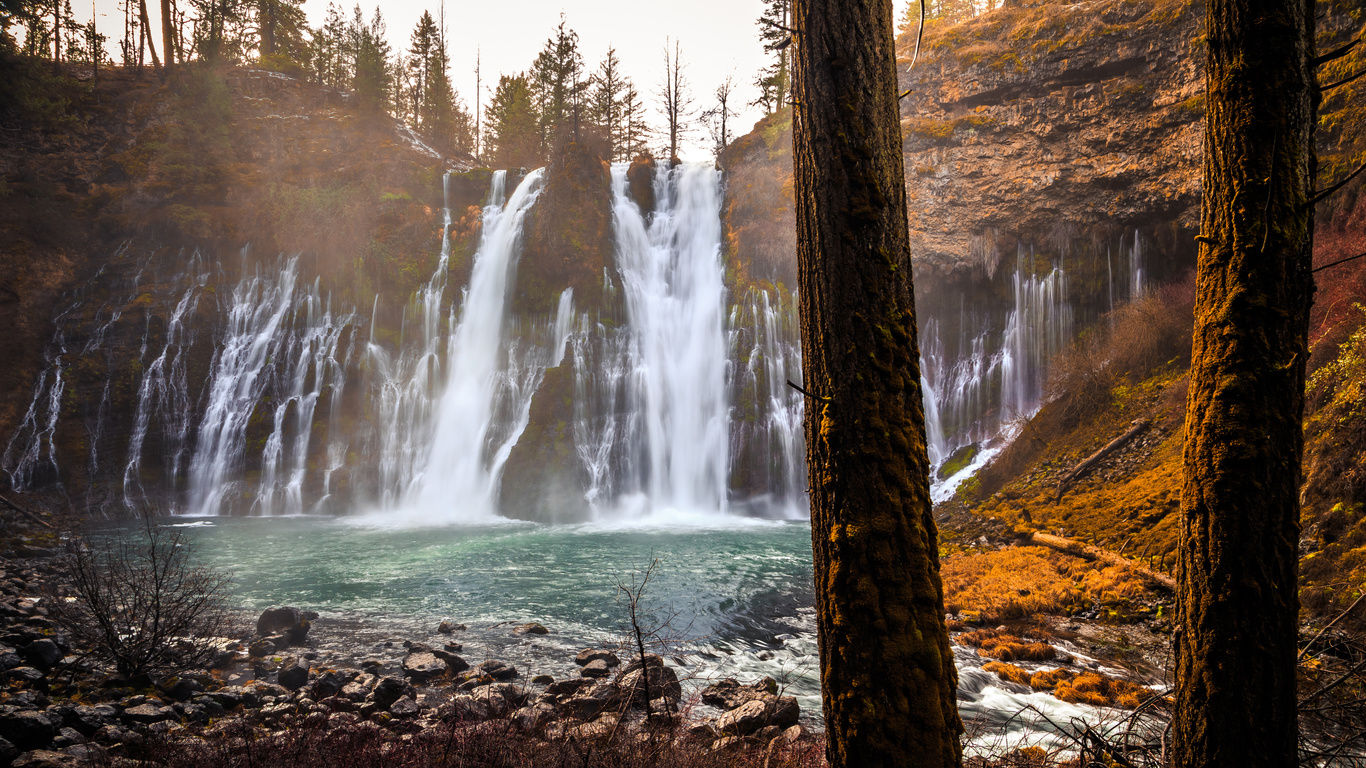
[2, 165, 1155, 520]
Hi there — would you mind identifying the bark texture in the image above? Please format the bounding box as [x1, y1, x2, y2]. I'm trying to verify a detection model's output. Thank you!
[1175, 0, 1315, 761]
[790, 0, 962, 766]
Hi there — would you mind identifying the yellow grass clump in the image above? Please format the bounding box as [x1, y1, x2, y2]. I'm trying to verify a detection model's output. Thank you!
[981, 663, 1155, 709]
[941, 546, 1151, 622]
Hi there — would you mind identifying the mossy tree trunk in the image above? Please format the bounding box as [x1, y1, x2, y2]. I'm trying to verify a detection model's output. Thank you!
[1175, 0, 1315, 761]
[790, 0, 962, 766]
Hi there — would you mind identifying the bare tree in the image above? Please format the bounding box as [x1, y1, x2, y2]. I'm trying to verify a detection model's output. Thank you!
[614, 558, 689, 725]
[701, 74, 738, 161]
[657, 37, 694, 162]
[49, 519, 232, 680]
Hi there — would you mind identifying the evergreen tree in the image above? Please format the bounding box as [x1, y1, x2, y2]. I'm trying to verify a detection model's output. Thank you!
[791, 0, 963, 761]
[485, 72, 540, 169]
[618, 78, 651, 162]
[753, 0, 790, 114]
[405, 10, 438, 124]
[529, 17, 586, 157]
[349, 4, 390, 115]
[254, 0, 304, 62]
[589, 46, 626, 159]
[307, 2, 347, 88]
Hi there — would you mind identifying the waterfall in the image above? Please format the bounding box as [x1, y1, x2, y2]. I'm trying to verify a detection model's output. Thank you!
[374, 169, 551, 523]
[607, 162, 731, 516]
[185, 255, 354, 516]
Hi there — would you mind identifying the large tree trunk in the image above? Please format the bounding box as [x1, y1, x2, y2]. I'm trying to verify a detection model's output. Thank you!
[1175, 0, 1315, 761]
[790, 0, 962, 766]
[160, 0, 173, 68]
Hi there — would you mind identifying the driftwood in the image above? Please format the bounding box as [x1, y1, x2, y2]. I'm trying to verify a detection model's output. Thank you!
[1055, 418, 1153, 502]
[1028, 532, 1176, 591]
[0, 491, 55, 530]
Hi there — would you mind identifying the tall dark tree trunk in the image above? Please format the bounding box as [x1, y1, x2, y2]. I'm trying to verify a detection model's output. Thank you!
[1175, 0, 1316, 761]
[790, 0, 962, 766]
[159, 0, 173, 67]
[138, 0, 162, 77]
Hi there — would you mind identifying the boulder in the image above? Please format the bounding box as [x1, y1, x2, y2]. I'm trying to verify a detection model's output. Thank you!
[371, 677, 413, 710]
[401, 652, 446, 683]
[255, 607, 314, 643]
[574, 649, 619, 667]
[5, 667, 46, 690]
[512, 622, 548, 635]
[580, 659, 611, 678]
[616, 661, 681, 704]
[431, 648, 469, 673]
[0, 737, 16, 765]
[67, 705, 117, 737]
[437, 621, 465, 634]
[561, 682, 625, 720]
[10, 749, 83, 768]
[531, 674, 554, 685]
[159, 676, 202, 702]
[470, 682, 527, 715]
[20, 641, 61, 671]
[511, 703, 557, 731]
[715, 696, 800, 736]
[477, 660, 518, 680]
[546, 678, 590, 696]
[700, 677, 779, 710]
[119, 703, 174, 725]
[0, 709, 58, 751]
[439, 695, 491, 722]
[247, 638, 278, 658]
[626, 155, 657, 217]
[277, 660, 309, 691]
[388, 697, 421, 718]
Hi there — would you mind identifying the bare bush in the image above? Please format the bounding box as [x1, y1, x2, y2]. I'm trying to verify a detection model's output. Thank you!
[49, 518, 232, 679]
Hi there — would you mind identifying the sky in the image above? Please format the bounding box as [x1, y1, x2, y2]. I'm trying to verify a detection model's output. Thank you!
[74, 0, 912, 160]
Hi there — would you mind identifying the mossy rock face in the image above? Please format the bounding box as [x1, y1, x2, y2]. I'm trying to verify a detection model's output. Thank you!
[938, 442, 981, 480]
[513, 140, 613, 317]
[500, 364, 586, 523]
[719, 110, 796, 295]
[626, 154, 656, 217]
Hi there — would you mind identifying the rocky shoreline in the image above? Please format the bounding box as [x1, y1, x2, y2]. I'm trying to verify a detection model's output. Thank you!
[0, 552, 815, 768]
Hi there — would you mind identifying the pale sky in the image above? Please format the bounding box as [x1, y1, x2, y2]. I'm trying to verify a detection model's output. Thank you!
[77, 0, 911, 160]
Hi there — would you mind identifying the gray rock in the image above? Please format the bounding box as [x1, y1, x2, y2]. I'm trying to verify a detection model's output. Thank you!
[278, 660, 309, 691]
[0, 652, 22, 672]
[438, 695, 491, 722]
[401, 652, 446, 683]
[206, 688, 243, 709]
[546, 678, 590, 696]
[340, 680, 372, 702]
[616, 662, 682, 704]
[477, 660, 518, 680]
[388, 697, 421, 718]
[160, 676, 202, 702]
[255, 607, 313, 643]
[119, 703, 174, 725]
[371, 677, 413, 710]
[574, 649, 620, 667]
[512, 622, 548, 635]
[437, 621, 466, 634]
[531, 674, 554, 685]
[580, 659, 611, 678]
[0, 709, 58, 751]
[67, 705, 117, 736]
[561, 682, 624, 720]
[700, 677, 779, 710]
[0, 737, 16, 764]
[5, 667, 46, 689]
[10, 749, 83, 768]
[247, 638, 278, 658]
[50, 727, 84, 748]
[511, 702, 557, 730]
[432, 648, 469, 673]
[715, 696, 800, 736]
[20, 641, 61, 671]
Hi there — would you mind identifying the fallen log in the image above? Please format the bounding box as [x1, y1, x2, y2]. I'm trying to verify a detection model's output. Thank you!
[1028, 531, 1175, 591]
[0, 491, 55, 530]
[1055, 418, 1152, 502]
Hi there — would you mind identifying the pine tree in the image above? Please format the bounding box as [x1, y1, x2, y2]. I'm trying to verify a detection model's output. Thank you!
[753, 0, 790, 114]
[485, 72, 540, 169]
[790, 0, 963, 761]
[589, 47, 626, 159]
[254, 0, 305, 62]
[349, 4, 390, 115]
[529, 17, 586, 158]
[619, 78, 651, 162]
[405, 10, 438, 124]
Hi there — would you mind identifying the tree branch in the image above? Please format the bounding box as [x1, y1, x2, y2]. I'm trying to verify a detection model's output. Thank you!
[1307, 159, 1366, 208]
[1321, 67, 1366, 92]
[1313, 250, 1366, 273]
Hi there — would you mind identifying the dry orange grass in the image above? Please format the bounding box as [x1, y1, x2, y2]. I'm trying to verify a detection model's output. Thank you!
[981, 663, 1154, 709]
[960, 629, 1058, 662]
[941, 546, 1150, 622]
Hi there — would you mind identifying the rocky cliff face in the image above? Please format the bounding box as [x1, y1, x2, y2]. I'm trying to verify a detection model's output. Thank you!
[897, 0, 1203, 281]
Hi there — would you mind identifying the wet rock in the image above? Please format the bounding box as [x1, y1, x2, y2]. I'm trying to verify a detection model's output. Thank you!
[437, 621, 465, 634]
[574, 649, 619, 667]
[531, 674, 554, 685]
[206, 688, 243, 709]
[580, 659, 611, 678]
[512, 622, 548, 635]
[160, 676, 203, 702]
[371, 677, 413, 710]
[20, 641, 61, 671]
[469, 683, 527, 715]
[120, 703, 174, 725]
[511, 702, 557, 730]
[0, 709, 59, 750]
[277, 659, 309, 691]
[401, 652, 446, 683]
[561, 682, 625, 720]
[309, 669, 357, 699]
[340, 679, 373, 702]
[439, 695, 491, 722]
[0, 650, 22, 672]
[477, 660, 518, 680]
[255, 607, 314, 643]
[700, 677, 779, 710]
[5, 667, 46, 689]
[715, 696, 800, 736]
[247, 638, 278, 658]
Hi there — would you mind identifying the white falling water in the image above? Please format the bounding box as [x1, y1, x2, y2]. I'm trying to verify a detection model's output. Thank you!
[378, 169, 551, 523]
[185, 255, 353, 516]
[609, 162, 731, 517]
